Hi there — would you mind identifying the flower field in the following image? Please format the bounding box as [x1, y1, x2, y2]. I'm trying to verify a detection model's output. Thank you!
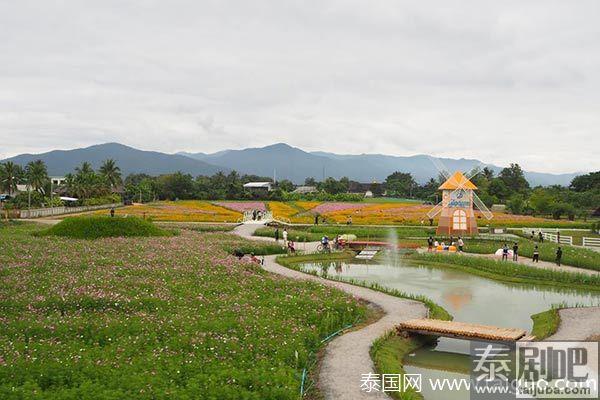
[213, 201, 266, 212]
[0, 223, 366, 399]
[80, 200, 587, 227]
[91, 201, 243, 222]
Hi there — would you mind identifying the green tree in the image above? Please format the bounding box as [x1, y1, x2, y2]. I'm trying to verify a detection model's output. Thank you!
[551, 202, 576, 220]
[25, 159, 49, 194]
[499, 163, 530, 194]
[488, 178, 510, 201]
[569, 171, 600, 192]
[385, 172, 417, 197]
[529, 189, 554, 216]
[507, 194, 526, 214]
[277, 179, 294, 192]
[99, 159, 122, 188]
[157, 172, 194, 200]
[304, 177, 316, 186]
[0, 161, 24, 195]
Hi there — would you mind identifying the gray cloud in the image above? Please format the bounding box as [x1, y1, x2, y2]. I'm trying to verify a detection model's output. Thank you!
[0, 0, 599, 173]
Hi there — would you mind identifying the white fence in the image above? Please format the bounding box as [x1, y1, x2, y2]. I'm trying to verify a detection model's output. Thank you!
[521, 228, 573, 246]
[583, 237, 600, 249]
[18, 203, 122, 219]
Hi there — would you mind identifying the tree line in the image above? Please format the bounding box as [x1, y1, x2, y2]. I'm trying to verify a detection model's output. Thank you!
[1, 159, 598, 219]
[0, 159, 122, 208]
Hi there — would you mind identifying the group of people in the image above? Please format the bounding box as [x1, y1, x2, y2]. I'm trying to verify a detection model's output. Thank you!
[501, 242, 563, 266]
[427, 236, 465, 252]
[233, 249, 264, 265]
[251, 209, 266, 221]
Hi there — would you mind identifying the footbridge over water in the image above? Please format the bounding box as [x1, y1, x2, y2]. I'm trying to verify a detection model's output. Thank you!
[398, 319, 535, 342]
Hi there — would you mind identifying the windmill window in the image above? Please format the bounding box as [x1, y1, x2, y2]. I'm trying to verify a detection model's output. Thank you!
[452, 210, 467, 230]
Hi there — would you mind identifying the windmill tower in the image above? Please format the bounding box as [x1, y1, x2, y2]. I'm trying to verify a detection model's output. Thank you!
[427, 159, 493, 236]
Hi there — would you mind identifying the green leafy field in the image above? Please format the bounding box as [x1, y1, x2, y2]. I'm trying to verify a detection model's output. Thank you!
[0, 223, 366, 399]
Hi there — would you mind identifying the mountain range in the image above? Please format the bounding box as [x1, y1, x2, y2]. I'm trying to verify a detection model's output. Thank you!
[2, 142, 582, 186]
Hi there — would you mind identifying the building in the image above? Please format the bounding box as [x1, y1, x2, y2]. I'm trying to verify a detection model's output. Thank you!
[50, 176, 66, 186]
[292, 186, 318, 194]
[243, 182, 272, 192]
[435, 171, 479, 236]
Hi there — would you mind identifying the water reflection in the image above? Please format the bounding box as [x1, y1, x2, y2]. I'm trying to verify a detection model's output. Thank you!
[300, 260, 599, 400]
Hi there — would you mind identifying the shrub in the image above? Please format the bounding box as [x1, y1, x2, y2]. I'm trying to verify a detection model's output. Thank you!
[37, 216, 172, 239]
[82, 194, 122, 206]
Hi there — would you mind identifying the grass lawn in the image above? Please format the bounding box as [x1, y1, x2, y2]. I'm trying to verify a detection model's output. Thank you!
[461, 238, 600, 271]
[409, 253, 600, 290]
[513, 228, 600, 246]
[255, 226, 436, 242]
[0, 223, 367, 399]
[531, 308, 561, 340]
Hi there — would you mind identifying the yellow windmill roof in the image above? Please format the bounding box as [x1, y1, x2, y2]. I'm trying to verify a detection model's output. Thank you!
[438, 171, 478, 190]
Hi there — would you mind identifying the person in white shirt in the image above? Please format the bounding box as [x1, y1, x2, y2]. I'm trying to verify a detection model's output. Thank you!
[282, 228, 288, 247]
[457, 237, 464, 252]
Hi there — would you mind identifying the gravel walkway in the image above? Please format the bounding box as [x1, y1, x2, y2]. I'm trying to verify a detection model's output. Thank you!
[547, 307, 600, 341]
[234, 224, 428, 399]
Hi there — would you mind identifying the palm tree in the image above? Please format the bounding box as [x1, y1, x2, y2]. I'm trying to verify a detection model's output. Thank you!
[0, 162, 23, 195]
[99, 159, 122, 188]
[25, 159, 49, 194]
[75, 162, 94, 176]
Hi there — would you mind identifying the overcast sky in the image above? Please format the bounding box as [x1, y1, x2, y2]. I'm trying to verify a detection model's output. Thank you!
[1, 1, 599, 173]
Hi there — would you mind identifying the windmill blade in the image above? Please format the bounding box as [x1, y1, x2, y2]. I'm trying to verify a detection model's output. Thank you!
[472, 192, 494, 220]
[464, 163, 485, 181]
[429, 156, 451, 180]
[426, 200, 444, 219]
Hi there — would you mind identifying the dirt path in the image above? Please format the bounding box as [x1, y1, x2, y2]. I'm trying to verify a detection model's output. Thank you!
[234, 224, 428, 399]
[548, 307, 600, 341]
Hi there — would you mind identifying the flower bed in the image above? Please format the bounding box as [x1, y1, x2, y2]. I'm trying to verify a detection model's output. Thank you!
[0, 223, 366, 399]
[89, 201, 242, 222]
[213, 201, 266, 212]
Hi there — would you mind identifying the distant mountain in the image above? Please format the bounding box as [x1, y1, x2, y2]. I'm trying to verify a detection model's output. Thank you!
[2, 143, 228, 177]
[3, 142, 582, 186]
[181, 143, 581, 186]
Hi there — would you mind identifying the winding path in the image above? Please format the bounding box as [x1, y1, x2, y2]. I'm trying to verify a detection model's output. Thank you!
[234, 224, 428, 399]
[548, 307, 600, 341]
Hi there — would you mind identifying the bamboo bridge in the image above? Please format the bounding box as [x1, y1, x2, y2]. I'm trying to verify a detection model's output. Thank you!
[397, 319, 536, 342]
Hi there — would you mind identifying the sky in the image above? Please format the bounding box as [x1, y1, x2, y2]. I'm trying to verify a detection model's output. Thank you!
[1, 0, 599, 174]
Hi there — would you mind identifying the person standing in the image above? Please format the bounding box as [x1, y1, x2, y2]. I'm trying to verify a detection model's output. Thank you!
[427, 236, 434, 252]
[282, 228, 288, 247]
[512, 242, 519, 261]
[538, 231, 543, 243]
[110, 207, 115, 217]
[314, 214, 319, 225]
[274, 227, 280, 243]
[457, 237, 464, 252]
[532, 245, 540, 263]
[347, 215, 352, 225]
[502, 244, 509, 261]
[556, 246, 563, 266]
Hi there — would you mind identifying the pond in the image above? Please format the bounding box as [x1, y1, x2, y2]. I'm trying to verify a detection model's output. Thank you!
[299, 260, 600, 400]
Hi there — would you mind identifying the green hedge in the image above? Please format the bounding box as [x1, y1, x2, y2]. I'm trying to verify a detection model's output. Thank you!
[37, 216, 172, 239]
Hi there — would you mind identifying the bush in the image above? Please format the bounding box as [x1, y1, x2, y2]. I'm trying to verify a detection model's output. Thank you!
[37, 216, 172, 239]
[82, 194, 122, 206]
